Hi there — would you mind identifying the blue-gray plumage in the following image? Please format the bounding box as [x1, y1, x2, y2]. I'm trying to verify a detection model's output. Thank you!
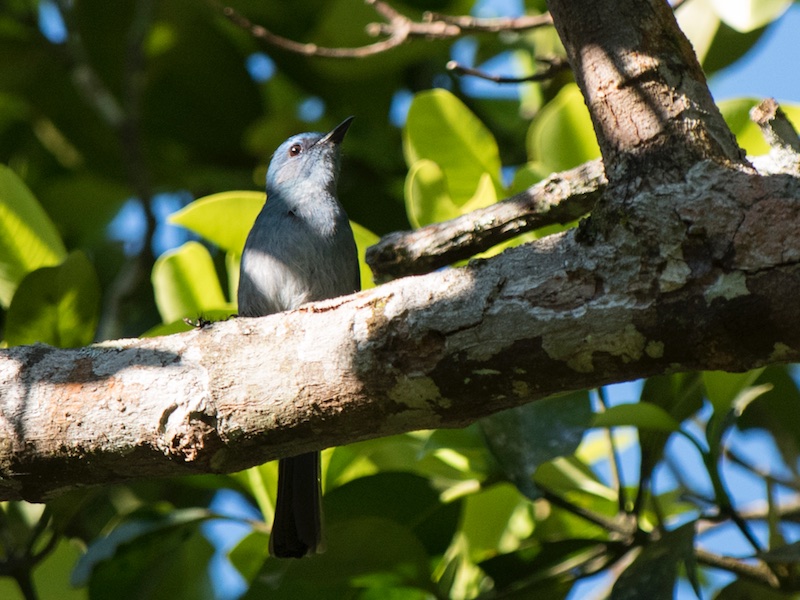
[238, 117, 359, 558]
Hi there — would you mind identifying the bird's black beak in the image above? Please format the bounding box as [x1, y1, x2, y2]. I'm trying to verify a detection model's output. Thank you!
[320, 116, 355, 146]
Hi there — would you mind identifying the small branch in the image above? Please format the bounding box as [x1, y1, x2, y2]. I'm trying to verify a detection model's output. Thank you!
[366, 159, 606, 282]
[212, 0, 553, 59]
[750, 98, 800, 174]
[597, 387, 628, 514]
[696, 548, 780, 589]
[421, 11, 552, 33]
[211, 0, 415, 59]
[446, 56, 569, 84]
[541, 489, 636, 538]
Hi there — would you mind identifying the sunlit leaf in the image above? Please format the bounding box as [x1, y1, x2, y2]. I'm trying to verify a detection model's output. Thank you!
[702, 369, 764, 415]
[0, 165, 66, 307]
[592, 402, 682, 433]
[168, 191, 264, 255]
[404, 89, 503, 204]
[527, 84, 601, 173]
[709, 0, 790, 33]
[351, 220, 379, 290]
[151, 241, 231, 323]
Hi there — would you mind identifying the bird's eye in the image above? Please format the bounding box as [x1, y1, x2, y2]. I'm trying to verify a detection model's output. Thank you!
[288, 144, 303, 157]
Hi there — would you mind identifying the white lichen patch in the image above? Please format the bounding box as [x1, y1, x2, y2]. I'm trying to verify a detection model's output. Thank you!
[704, 271, 749, 303]
[473, 369, 501, 376]
[659, 254, 691, 293]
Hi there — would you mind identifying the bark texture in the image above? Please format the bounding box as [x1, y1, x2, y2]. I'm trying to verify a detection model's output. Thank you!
[2, 160, 800, 502]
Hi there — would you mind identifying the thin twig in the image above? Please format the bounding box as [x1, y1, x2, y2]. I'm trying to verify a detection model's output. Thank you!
[447, 56, 569, 84]
[596, 387, 628, 514]
[423, 11, 552, 32]
[695, 548, 780, 589]
[211, 0, 416, 58]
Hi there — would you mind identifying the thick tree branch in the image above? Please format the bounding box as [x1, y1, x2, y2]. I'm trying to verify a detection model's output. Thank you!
[366, 159, 606, 282]
[2, 159, 800, 502]
[548, 0, 748, 187]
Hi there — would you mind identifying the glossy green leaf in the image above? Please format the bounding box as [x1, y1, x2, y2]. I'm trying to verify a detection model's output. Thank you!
[610, 522, 695, 600]
[481, 391, 592, 499]
[592, 402, 682, 433]
[709, 0, 790, 33]
[168, 191, 264, 255]
[527, 84, 601, 173]
[405, 160, 498, 228]
[534, 456, 616, 502]
[676, 0, 720, 65]
[0, 165, 66, 307]
[404, 89, 503, 204]
[5, 251, 100, 348]
[460, 483, 531, 560]
[151, 241, 231, 324]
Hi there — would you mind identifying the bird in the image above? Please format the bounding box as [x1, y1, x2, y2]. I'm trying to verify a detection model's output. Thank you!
[237, 117, 360, 558]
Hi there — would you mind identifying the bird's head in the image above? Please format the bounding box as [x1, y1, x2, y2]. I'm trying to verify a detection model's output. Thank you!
[266, 117, 354, 199]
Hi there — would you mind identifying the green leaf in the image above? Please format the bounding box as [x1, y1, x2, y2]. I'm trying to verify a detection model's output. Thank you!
[168, 191, 264, 255]
[5, 251, 100, 348]
[72, 508, 211, 587]
[249, 517, 431, 594]
[459, 483, 531, 560]
[84, 519, 214, 600]
[151, 241, 231, 323]
[228, 530, 270, 584]
[405, 161, 498, 228]
[351, 220, 379, 290]
[592, 402, 682, 433]
[709, 0, 791, 33]
[610, 522, 695, 600]
[0, 165, 66, 307]
[0, 538, 88, 600]
[702, 369, 764, 415]
[527, 84, 601, 173]
[480, 391, 592, 499]
[404, 89, 503, 204]
[325, 472, 460, 558]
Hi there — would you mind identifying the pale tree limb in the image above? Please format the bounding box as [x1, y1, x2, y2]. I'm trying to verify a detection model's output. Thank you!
[366, 159, 606, 282]
[2, 159, 800, 502]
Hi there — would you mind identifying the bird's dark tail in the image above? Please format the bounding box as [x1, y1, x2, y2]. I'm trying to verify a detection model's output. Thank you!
[269, 452, 323, 558]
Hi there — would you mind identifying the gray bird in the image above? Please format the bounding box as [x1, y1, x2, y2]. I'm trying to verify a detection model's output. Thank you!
[238, 117, 359, 558]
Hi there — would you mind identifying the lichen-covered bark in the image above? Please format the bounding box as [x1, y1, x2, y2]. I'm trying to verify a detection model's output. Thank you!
[2, 160, 799, 502]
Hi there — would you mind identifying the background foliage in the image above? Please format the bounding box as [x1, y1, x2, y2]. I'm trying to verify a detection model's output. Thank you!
[1, 0, 800, 598]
